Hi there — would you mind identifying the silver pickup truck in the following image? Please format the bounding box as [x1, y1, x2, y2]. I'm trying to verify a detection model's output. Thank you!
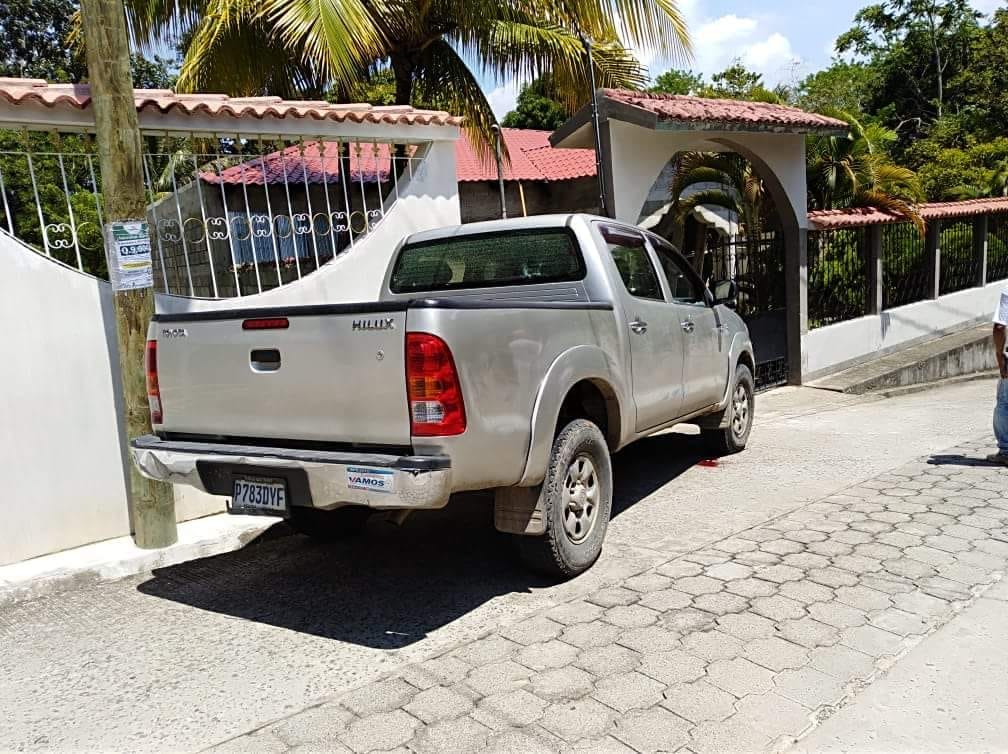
[132, 214, 755, 577]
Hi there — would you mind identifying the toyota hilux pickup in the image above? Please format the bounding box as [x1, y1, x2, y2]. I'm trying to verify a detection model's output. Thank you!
[132, 214, 756, 578]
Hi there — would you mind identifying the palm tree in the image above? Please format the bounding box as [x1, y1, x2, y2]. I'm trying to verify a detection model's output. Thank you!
[121, 0, 690, 148]
[806, 111, 925, 233]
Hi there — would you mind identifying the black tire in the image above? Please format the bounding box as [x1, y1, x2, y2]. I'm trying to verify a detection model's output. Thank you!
[288, 505, 372, 542]
[518, 419, 613, 579]
[702, 363, 755, 455]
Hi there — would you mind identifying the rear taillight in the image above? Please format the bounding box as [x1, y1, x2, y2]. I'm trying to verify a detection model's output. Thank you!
[406, 333, 466, 436]
[242, 317, 289, 330]
[145, 339, 163, 425]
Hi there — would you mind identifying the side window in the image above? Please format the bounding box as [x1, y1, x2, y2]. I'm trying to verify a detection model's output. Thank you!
[601, 226, 663, 301]
[652, 241, 705, 305]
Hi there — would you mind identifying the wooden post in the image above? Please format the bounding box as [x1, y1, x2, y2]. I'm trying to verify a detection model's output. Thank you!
[80, 0, 177, 548]
[925, 220, 941, 299]
[866, 225, 884, 315]
[973, 214, 989, 288]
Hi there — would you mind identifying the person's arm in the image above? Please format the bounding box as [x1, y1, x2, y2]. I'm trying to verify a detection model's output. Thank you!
[995, 324, 1007, 379]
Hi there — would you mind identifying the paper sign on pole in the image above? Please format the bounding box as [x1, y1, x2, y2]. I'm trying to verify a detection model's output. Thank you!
[105, 220, 154, 291]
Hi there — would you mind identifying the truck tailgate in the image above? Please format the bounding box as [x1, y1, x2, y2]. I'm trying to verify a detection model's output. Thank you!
[153, 305, 410, 445]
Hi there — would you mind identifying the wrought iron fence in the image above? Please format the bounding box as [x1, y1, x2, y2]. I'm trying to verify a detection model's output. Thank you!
[882, 222, 930, 309]
[990, 214, 1008, 283]
[0, 130, 428, 297]
[703, 233, 786, 321]
[938, 219, 979, 295]
[807, 227, 868, 328]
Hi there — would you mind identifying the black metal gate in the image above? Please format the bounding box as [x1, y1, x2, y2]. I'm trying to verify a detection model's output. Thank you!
[699, 231, 789, 390]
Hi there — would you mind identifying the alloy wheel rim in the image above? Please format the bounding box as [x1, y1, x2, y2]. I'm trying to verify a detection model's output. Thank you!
[562, 454, 600, 544]
[732, 383, 750, 438]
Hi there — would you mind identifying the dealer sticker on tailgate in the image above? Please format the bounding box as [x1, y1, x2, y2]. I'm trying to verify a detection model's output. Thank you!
[347, 466, 395, 493]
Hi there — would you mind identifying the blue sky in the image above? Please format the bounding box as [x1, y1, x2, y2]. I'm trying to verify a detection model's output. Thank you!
[482, 0, 1004, 116]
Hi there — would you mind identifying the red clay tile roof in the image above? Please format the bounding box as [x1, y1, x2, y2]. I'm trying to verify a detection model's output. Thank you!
[455, 128, 596, 182]
[808, 198, 1008, 229]
[203, 130, 597, 186]
[602, 89, 849, 133]
[0, 78, 463, 127]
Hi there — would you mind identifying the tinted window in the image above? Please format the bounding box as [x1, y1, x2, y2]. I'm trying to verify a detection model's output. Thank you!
[652, 240, 705, 304]
[390, 229, 584, 293]
[601, 226, 663, 301]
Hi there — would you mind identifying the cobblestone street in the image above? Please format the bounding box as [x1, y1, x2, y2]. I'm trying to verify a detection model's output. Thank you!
[1, 381, 1004, 753]
[214, 435, 1008, 754]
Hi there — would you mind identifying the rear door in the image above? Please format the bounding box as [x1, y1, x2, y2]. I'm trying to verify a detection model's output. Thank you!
[600, 225, 685, 431]
[154, 306, 411, 445]
[650, 239, 726, 411]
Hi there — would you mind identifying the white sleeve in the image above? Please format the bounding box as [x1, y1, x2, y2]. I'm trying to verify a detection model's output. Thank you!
[996, 289, 1008, 326]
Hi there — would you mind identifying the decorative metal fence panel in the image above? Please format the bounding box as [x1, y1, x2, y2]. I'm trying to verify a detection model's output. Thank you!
[807, 227, 868, 329]
[703, 232, 789, 390]
[990, 214, 1008, 283]
[0, 130, 428, 298]
[882, 222, 929, 309]
[938, 219, 979, 295]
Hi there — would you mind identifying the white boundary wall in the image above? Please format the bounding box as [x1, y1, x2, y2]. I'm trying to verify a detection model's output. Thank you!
[802, 280, 1004, 377]
[0, 140, 460, 566]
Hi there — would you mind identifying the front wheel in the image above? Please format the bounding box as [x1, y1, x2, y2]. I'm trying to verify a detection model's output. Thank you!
[518, 419, 613, 579]
[702, 363, 755, 455]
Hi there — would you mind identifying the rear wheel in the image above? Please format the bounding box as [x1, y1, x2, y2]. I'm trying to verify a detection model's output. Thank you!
[702, 363, 755, 455]
[518, 419, 613, 579]
[288, 505, 372, 542]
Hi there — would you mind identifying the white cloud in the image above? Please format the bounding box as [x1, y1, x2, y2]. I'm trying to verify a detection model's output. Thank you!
[695, 14, 759, 48]
[486, 81, 521, 118]
[741, 32, 800, 80]
[970, 0, 1002, 15]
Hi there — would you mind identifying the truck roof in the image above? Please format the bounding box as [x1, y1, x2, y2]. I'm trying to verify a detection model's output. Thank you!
[402, 213, 627, 246]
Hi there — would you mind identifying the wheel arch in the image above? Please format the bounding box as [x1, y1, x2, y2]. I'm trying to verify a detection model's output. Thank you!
[517, 345, 627, 487]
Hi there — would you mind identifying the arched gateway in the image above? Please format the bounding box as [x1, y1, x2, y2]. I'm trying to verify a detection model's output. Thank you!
[550, 89, 849, 386]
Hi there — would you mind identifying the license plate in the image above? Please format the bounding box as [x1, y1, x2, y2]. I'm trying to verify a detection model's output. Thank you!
[231, 476, 288, 515]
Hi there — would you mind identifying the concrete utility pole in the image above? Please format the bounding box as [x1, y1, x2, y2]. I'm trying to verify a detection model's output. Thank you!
[80, 0, 177, 548]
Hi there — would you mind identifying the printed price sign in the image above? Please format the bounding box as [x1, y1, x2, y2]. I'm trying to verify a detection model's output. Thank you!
[105, 220, 154, 291]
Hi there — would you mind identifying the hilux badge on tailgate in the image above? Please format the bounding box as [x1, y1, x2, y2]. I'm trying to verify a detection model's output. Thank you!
[352, 317, 395, 332]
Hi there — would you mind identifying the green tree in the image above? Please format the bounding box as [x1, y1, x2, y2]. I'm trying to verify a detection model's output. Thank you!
[648, 68, 704, 95]
[122, 0, 690, 148]
[1, 0, 86, 80]
[836, 0, 981, 131]
[952, 8, 1008, 141]
[502, 78, 568, 131]
[806, 111, 924, 229]
[695, 61, 784, 102]
[796, 61, 874, 116]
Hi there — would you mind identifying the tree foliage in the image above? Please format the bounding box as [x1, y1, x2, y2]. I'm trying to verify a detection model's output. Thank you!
[119, 0, 691, 150]
[648, 68, 704, 95]
[501, 78, 568, 131]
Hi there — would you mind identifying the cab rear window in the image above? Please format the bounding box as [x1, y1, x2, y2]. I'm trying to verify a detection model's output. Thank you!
[389, 228, 585, 293]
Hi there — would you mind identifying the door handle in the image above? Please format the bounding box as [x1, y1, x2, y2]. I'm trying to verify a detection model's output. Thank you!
[629, 319, 648, 334]
[680, 320, 695, 333]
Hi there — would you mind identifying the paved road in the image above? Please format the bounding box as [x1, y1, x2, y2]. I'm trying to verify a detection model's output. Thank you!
[0, 380, 1001, 752]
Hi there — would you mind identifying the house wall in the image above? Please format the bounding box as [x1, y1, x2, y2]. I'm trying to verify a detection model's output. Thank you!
[802, 280, 1005, 377]
[156, 139, 461, 314]
[459, 178, 599, 223]
[0, 231, 222, 566]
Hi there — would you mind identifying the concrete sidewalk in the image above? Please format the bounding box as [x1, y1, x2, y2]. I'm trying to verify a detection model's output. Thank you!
[795, 576, 1008, 753]
[0, 513, 277, 607]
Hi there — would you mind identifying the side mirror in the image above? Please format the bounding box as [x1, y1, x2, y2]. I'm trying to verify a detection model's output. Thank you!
[712, 279, 738, 309]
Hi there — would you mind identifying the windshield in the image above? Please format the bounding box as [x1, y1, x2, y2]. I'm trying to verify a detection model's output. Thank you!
[389, 228, 585, 293]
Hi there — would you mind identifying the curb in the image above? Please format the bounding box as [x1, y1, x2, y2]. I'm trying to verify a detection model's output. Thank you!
[0, 513, 282, 608]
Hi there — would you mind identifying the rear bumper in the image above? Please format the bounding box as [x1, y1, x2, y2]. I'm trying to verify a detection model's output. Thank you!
[130, 435, 452, 511]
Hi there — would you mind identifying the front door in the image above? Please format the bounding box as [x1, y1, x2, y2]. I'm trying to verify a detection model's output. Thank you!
[651, 238, 727, 412]
[600, 225, 685, 431]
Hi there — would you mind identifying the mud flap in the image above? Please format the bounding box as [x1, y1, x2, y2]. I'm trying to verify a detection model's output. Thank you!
[494, 485, 547, 535]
